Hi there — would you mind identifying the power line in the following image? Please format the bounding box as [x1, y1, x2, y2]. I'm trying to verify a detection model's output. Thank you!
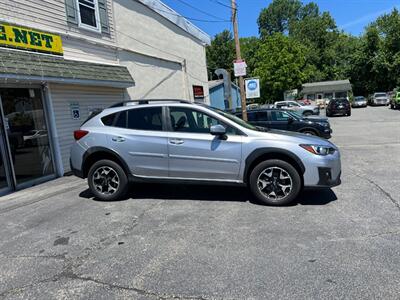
[171, 0, 228, 21]
[208, 0, 235, 10]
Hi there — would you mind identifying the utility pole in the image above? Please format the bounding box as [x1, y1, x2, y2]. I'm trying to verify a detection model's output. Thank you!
[231, 0, 247, 121]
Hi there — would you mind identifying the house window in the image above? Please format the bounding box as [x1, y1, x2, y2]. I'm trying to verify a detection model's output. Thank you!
[77, 0, 101, 32]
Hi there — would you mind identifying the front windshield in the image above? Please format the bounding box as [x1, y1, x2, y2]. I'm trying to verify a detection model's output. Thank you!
[375, 93, 387, 97]
[355, 97, 365, 101]
[286, 111, 302, 119]
[208, 107, 258, 131]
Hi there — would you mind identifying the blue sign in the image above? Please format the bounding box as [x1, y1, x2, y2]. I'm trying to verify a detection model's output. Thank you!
[247, 80, 258, 91]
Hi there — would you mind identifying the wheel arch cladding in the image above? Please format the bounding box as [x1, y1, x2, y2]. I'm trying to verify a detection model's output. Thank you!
[82, 147, 131, 178]
[244, 148, 305, 184]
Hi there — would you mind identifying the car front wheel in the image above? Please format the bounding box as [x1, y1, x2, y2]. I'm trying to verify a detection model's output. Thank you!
[88, 159, 128, 201]
[249, 159, 302, 206]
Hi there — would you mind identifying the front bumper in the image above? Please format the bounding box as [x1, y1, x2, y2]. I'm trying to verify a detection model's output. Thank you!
[317, 168, 341, 187]
[302, 150, 342, 188]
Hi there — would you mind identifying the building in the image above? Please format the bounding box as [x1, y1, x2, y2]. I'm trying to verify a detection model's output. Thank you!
[301, 80, 352, 101]
[208, 80, 241, 111]
[0, 0, 210, 195]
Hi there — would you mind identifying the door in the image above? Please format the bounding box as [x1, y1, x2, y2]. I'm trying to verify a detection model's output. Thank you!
[106, 107, 169, 177]
[167, 106, 242, 181]
[269, 110, 291, 130]
[248, 111, 269, 128]
[0, 88, 54, 189]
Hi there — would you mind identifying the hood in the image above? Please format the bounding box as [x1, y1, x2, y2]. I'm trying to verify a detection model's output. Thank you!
[262, 129, 333, 146]
[303, 115, 328, 122]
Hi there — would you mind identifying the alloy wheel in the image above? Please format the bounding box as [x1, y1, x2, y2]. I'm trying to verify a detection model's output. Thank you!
[92, 166, 120, 195]
[257, 167, 293, 201]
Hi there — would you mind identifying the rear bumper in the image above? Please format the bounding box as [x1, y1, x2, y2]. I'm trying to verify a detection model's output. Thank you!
[70, 158, 84, 178]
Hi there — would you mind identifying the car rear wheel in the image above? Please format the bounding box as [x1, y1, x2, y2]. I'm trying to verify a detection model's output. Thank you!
[303, 111, 312, 116]
[88, 159, 128, 201]
[249, 159, 302, 206]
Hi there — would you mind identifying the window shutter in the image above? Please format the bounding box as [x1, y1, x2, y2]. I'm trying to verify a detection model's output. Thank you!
[98, 0, 110, 34]
[65, 0, 78, 24]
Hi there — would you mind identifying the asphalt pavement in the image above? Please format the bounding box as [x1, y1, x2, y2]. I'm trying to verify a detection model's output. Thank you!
[0, 106, 400, 299]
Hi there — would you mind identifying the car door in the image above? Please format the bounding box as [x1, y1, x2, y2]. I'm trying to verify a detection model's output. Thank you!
[105, 107, 169, 177]
[269, 111, 290, 130]
[167, 106, 242, 181]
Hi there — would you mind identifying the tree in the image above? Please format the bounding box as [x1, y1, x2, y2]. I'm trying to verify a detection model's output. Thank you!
[239, 37, 261, 77]
[253, 34, 313, 102]
[206, 30, 235, 80]
[257, 0, 302, 37]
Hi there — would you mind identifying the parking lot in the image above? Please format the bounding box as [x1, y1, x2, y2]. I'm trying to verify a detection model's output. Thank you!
[0, 106, 399, 299]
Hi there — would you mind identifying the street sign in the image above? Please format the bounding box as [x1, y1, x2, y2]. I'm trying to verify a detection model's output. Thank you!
[70, 103, 80, 120]
[233, 60, 247, 77]
[245, 78, 260, 99]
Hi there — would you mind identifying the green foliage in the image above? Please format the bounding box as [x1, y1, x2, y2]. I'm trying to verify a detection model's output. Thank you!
[206, 30, 235, 80]
[206, 1, 400, 101]
[253, 34, 313, 102]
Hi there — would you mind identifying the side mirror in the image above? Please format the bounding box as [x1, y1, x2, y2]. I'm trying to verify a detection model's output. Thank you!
[288, 116, 294, 123]
[210, 124, 226, 136]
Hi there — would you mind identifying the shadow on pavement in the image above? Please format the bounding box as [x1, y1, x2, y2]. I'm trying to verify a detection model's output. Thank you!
[79, 183, 337, 206]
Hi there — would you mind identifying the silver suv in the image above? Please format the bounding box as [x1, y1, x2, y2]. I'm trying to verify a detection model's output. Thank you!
[274, 101, 320, 116]
[70, 100, 341, 206]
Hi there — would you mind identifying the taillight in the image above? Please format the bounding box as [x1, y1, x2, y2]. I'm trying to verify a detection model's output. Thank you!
[74, 130, 89, 140]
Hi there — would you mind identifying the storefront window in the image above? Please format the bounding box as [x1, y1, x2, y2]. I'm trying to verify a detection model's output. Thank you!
[0, 88, 54, 186]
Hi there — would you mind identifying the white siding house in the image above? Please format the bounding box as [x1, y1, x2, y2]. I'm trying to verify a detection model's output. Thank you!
[0, 0, 210, 195]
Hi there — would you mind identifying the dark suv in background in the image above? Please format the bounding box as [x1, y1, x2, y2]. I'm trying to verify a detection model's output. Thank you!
[326, 98, 351, 117]
[234, 109, 332, 139]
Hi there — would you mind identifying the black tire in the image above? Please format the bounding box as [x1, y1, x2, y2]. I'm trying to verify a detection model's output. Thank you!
[88, 159, 128, 201]
[301, 130, 318, 136]
[249, 159, 302, 206]
[347, 111, 351, 116]
[303, 111, 312, 116]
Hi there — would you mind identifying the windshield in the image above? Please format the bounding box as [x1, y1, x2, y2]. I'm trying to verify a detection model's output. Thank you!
[355, 96, 365, 101]
[375, 93, 387, 97]
[208, 107, 258, 131]
[286, 111, 302, 119]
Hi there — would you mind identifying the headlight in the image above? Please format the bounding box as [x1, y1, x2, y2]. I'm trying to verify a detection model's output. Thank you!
[317, 122, 329, 127]
[300, 144, 335, 156]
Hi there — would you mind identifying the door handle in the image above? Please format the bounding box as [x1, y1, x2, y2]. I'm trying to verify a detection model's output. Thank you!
[169, 139, 184, 145]
[112, 136, 125, 142]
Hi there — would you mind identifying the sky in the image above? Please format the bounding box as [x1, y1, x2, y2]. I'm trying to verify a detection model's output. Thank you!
[160, 0, 400, 39]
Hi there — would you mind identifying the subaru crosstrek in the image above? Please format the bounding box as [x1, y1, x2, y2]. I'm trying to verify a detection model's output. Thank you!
[70, 100, 341, 206]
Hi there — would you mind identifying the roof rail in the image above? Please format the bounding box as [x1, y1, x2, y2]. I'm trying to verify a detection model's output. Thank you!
[109, 99, 192, 108]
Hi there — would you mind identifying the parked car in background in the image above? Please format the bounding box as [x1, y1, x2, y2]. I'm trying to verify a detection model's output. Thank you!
[369, 92, 389, 106]
[234, 109, 332, 139]
[274, 100, 319, 116]
[352, 96, 367, 108]
[389, 92, 400, 109]
[298, 99, 312, 105]
[71, 100, 341, 206]
[326, 98, 351, 117]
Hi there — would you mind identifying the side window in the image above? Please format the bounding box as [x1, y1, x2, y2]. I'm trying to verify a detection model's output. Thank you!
[247, 112, 256, 121]
[271, 111, 290, 122]
[169, 107, 238, 135]
[254, 112, 268, 121]
[101, 113, 115, 126]
[127, 107, 163, 131]
[101, 111, 127, 128]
